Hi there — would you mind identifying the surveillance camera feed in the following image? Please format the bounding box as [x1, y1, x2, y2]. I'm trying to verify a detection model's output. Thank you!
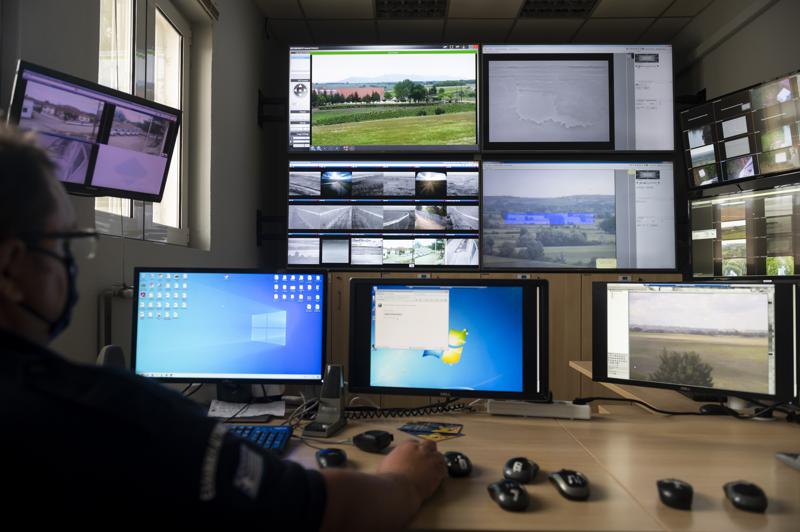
[288, 45, 479, 152]
[288, 160, 480, 268]
[604, 283, 776, 396]
[481, 161, 675, 270]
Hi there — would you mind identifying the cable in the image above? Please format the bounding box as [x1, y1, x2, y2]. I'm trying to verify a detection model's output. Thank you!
[185, 383, 203, 398]
[223, 402, 253, 424]
[572, 396, 705, 416]
[344, 397, 472, 420]
[292, 434, 353, 451]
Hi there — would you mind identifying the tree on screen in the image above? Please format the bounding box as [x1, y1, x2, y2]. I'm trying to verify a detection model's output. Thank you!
[650, 350, 714, 388]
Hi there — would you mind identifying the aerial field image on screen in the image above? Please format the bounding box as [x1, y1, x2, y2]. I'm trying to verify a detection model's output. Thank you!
[310, 49, 477, 147]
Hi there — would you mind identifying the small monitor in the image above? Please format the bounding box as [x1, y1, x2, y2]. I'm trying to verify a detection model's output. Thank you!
[592, 282, 796, 400]
[349, 278, 548, 400]
[7, 61, 180, 201]
[288, 44, 479, 152]
[132, 269, 326, 383]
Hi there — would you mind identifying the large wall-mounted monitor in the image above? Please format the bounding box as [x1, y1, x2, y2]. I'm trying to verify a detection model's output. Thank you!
[593, 282, 796, 401]
[7, 61, 180, 201]
[287, 160, 480, 268]
[482, 161, 675, 271]
[132, 269, 326, 383]
[680, 72, 800, 189]
[482, 45, 673, 151]
[288, 45, 479, 153]
[349, 278, 548, 400]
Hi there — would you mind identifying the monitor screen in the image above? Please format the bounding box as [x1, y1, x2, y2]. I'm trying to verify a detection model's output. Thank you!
[288, 160, 480, 268]
[349, 279, 548, 399]
[288, 45, 479, 152]
[482, 161, 675, 270]
[7, 61, 180, 201]
[132, 270, 326, 382]
[680, 72, 800, 189]
[690, 184, 800, 278]
[482, 45, 674, 151]
[592, 282, 796, 400]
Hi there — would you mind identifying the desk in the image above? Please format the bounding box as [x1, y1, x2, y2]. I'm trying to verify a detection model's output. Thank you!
[283, 408, 799, 531]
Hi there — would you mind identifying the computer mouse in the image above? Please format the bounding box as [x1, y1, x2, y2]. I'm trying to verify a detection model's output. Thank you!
[443, 451, 472, 478]
[549, 469, 590, 501]
[724, 481, 768, 513]
[503, 457, 539, 484]
[487, 479, 529, 512]
[353, 430, 394, 453]
[315, 448, 347, 468]
[657, 478, 693, 510]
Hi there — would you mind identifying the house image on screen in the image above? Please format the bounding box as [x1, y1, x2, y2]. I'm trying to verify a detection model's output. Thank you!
[21, 99, 33, 118]
[251, 311, 287, 345]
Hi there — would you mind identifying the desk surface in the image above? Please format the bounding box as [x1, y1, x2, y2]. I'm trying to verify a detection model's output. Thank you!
[283, 408, 799, 532]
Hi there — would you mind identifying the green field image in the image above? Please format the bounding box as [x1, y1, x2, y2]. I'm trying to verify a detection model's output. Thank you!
[720, 220, 746, 240]
[766, 255, 794, 276]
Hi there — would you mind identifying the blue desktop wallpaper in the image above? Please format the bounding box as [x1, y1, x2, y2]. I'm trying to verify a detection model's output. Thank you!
[370, 286, 524, 392]
[135, 272, 324, 378]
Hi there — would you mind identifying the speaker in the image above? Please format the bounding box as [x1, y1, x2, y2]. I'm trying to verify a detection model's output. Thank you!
[303, 364, 347, 438]
[96, 345, 126, 369]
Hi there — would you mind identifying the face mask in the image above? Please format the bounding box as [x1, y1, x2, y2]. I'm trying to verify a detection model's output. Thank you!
[19, 244, 80, 340]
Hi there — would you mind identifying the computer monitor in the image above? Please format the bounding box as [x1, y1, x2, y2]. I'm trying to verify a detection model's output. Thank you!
[288, 159, 480, 268]
[132, 269, 326, 383]
[349, 278, 548, 400]
[7, 61, 181, 201]
[482, 160, 676, 270]
[288, 44, 479, 152]
[592, 282, 796, 401]
[482, 45, 674, 151]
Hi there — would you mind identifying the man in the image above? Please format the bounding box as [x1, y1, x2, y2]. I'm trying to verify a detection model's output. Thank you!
[0, 126, 446, 528]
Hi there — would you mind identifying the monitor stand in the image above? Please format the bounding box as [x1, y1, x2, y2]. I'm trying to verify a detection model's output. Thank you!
[216, 383, 286, 403]
[699, 396, 776, 420]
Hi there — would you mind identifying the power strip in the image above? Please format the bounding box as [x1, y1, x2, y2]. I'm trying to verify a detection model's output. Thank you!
[486, 400, 591, 420]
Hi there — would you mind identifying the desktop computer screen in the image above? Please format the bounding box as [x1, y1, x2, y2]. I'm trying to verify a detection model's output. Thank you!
[482, 45, 673, 151]
[132, 269, 326, 382]
[592, 282, 796, 400]
[288, 44, 479, 152]
[348, 278, 548, 399]
[482, 161, 676, 270]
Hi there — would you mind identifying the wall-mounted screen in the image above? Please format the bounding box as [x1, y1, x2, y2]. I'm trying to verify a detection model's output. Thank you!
[482, 161, 675, 270]
[482, 45, 673, 151]
[287, 160, 480, 268]
[288, 45, 479, 153]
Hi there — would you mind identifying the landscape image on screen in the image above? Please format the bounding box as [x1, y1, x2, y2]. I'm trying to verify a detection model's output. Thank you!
[483, 172, 616, 268]
[627, 291, 771, 394]
[19, 81, 104, 142]
[310, 51, 477, 147]
[288, 238, 319, 264]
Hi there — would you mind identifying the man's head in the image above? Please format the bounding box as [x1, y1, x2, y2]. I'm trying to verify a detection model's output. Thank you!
[0, 125, 80, 345]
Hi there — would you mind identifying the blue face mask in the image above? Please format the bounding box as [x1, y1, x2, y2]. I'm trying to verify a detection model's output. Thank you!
[19, 243, 79, 340]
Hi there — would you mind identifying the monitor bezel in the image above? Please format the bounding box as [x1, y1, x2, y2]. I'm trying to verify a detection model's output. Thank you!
[131, 267, 327, 384]
[591, 281, 796, 402]
[348, 277, 549, 400]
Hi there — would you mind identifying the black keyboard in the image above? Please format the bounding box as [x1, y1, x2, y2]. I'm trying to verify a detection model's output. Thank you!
[230, 425, 292, 455]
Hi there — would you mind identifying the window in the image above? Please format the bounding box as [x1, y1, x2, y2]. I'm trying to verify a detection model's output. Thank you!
[96, 0, 190, 245]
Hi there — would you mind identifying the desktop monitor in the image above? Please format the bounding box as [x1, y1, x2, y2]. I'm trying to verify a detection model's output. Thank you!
[288, 159, 480, 268]
[348, 278, 548, 400]
[481, 45, 674, 151]
[288, 44, 479, 152]
[132, 269, 326, 383]
[592, 282, 796, 401]
[7, 61, 181, 201]
[482, 161, 676, 271]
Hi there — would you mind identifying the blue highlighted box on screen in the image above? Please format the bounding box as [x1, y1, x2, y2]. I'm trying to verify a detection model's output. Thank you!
[503, 212, 595, 225]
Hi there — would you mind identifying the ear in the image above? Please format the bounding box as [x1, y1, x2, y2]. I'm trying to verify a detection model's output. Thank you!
[0, 238, 27, 303]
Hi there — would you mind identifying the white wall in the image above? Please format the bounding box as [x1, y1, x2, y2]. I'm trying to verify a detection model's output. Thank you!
[0, 0, 268, 364]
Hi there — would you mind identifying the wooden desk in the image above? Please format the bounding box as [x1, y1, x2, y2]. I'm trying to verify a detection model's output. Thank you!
[284, 409, 799, 531]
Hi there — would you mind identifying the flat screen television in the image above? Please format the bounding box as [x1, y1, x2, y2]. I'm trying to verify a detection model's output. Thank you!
[482, 161, 676, 271]
[6, 61, 181, 201]
[482, 45, 674, 151]
[288, 44, 479, 153]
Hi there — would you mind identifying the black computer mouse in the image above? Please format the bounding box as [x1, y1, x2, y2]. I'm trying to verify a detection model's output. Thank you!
[353, 430, 394, 453]
[503, 457, 539, 484]
[657, 478, 693, 510]
[316, 448, 347, 468]
[443, 451, 472, 478]
[549, 469, 590, 501]
[724, 481, 768, 513]
[487, 479, 529, 512]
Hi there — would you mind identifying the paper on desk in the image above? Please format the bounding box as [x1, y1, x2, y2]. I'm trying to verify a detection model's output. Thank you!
[208, 400, 286, 419]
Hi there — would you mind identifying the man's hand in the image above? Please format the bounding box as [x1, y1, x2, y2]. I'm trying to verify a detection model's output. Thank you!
[377, 439, 447, 502]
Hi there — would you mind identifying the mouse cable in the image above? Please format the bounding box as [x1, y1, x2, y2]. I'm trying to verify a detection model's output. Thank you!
[571, 397, 705, 416]
[292, 434, 353, 451]
[344, 397, 472, 420]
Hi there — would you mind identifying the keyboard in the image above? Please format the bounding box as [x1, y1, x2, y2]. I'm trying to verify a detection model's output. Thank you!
[230, 425, 292, 455]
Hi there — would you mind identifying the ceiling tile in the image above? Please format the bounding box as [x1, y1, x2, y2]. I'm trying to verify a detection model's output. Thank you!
[377, 19, 445, 43]
[444, 19, 515, 42]
[308, 19, 378, 43]
[573, 18, 653, 42]
[300, 0, 374, 19]
[591, 0, 672, 18]
[662, 0, 713, 17]
[507, 18, 584, 43]
[267, 18, 313, 44]
[255, 0, 303, 19]
[638, 16, 691, 43]
[448, 0, 524, 19]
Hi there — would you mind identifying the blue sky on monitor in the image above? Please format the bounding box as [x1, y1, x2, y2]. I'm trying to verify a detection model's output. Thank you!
[312, 51, 476, 84]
